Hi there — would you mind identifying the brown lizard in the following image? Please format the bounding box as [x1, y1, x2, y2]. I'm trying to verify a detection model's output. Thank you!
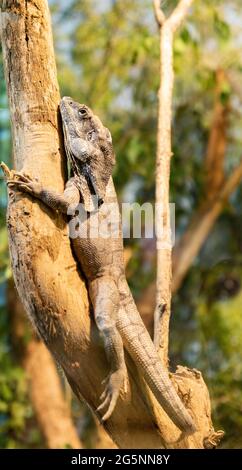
[2, 97, 196, 433]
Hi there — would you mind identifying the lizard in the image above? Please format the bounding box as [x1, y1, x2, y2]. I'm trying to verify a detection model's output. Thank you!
[3, 96, 196, 433]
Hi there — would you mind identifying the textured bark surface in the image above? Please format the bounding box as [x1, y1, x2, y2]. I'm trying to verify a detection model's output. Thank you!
[153, 22, 173, 365]
[0, 0, 220, 448]
[7, 280, 82, 449]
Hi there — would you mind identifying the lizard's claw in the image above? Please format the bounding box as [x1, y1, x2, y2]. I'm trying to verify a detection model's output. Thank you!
[1, 163, 41, 197]
[13, 172, 34, 183]
[97, 368, 126, 422]
[7, 179, 42, 197]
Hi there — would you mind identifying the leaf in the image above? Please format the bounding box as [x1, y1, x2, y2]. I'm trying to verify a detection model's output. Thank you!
[180, 27, 191, 44]
[214, 13, 230, 41]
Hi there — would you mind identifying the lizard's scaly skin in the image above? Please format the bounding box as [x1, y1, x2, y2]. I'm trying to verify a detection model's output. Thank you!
[6, 97, 196, 433]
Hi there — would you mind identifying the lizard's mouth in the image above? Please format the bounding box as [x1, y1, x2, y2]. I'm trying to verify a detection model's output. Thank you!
[60, 96, 72, 115]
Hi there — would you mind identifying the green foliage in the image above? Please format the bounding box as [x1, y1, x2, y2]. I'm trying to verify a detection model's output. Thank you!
[0, 305, 33, 448]
[214, 12, 231, 41]
[198, 287, 242, 447]
[0, 228, 11, 283]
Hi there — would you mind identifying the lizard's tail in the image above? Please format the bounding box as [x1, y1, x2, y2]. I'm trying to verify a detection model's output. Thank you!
[118, 294, 197, 434]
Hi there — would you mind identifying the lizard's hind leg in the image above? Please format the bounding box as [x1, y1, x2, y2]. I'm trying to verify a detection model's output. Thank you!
[89, 277, 126, 421]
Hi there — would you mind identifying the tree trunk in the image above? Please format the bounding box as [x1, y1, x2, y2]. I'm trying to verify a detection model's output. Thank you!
[153, 0, 196, 364]
[0, 0, 220, 448]
[7, 279, 82, 449]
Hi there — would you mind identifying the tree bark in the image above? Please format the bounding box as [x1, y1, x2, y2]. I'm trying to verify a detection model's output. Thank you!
[0, 0, 221, 448]
[7, 279, 82, 449]
[153, 21, 173, 365]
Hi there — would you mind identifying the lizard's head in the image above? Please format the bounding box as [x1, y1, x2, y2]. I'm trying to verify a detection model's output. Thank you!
[60, 97, 91, 136]
[60, 96, 115, 210]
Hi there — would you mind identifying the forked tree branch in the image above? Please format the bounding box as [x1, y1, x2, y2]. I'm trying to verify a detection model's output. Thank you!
[153, 0, 166, 26]
[168, 0, 194, 32]
[153, 0, 193, 30]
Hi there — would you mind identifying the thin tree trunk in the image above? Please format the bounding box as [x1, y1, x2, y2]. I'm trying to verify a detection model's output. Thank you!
[153, 0, 194, 365]
[153, 21, 173, 365]
[7, 279, 82, 449]
[0, 0, 222, 448]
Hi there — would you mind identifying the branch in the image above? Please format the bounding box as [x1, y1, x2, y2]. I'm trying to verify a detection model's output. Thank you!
[153, 0, 166, 26]
[153, 0, 194, 363]
[168, 0, 194, 32]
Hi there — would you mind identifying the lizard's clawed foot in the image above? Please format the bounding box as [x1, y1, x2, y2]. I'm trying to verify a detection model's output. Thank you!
[1, 163, 41, 196]
[6, 173, 42, 197]
[97, 368, 126, 421]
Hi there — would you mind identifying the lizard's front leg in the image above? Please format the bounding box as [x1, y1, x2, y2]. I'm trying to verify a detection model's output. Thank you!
[1, 164, 79, 213]
[89, 276, 127, 421]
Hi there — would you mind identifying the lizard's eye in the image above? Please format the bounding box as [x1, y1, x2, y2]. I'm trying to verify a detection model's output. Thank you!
[79, 108, 87, 117]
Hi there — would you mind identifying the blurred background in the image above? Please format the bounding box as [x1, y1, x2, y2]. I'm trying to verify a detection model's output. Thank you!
[0, 0, 242, 448]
